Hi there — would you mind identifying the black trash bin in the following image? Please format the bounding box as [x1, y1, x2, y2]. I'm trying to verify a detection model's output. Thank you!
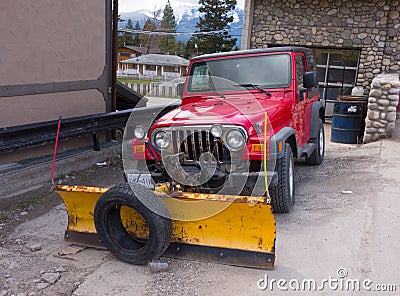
[331, 96, 368, 144]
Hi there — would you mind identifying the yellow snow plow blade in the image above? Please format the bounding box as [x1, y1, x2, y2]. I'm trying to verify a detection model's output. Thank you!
[56, 185, 276, 269]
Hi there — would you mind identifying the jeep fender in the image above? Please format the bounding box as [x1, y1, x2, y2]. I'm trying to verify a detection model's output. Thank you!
[309, 101, 325, 139]
[269, 127, 297, 159]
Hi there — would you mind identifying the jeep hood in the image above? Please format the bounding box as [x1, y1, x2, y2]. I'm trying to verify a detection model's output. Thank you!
[154, 93, 292, 131]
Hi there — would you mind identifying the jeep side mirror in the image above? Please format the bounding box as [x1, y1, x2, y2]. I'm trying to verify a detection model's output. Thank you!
[177, 82, 184, 98]
[299, 88, 307, 101]
[303, 72, 318, 89]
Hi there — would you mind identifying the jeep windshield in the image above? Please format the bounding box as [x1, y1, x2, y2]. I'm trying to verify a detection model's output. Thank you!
[187, 53, 291, 93]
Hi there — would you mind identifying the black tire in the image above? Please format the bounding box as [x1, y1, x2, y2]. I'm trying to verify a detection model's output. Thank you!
[306, 119, 325, 165]
[270, 143, 295, 213]
[94, 182, 172, 265]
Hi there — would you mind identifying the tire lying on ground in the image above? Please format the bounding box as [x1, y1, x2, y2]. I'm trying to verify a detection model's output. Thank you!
[94, 182, 172, 265]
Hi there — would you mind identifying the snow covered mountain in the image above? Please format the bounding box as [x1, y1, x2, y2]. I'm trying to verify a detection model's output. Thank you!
[119, 5, 243, 46]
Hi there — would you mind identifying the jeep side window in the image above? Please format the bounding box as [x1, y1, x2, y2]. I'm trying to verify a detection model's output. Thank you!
[295, 55, 304, 93]
[190, 63, 210, 91]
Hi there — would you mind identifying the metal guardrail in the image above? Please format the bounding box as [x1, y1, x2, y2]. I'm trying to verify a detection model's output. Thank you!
[0, 104, 180, 153]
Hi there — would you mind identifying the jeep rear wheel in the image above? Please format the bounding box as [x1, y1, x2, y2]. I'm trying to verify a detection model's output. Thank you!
[306, 119, 325, 165]
[270, 143, 295, 213]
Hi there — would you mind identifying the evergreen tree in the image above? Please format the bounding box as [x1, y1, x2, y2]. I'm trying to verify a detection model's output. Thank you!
[184, 37, 198, 59]
[158, 0, 178, 54]
[133, 21, 141, 46]
[194, 0, 237, 54]
[118, 18, 135, 47]
[140, 17, 159, 53]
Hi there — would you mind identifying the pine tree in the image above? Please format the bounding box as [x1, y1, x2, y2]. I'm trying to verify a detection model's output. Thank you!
[125, 19, 136, 46]
[158, 0, 178, 54]
[140, 17, 159, 53]
[184, 38, 198, 59]
[194, 0, 237, 54]
[118, 18, 135, 47]
[133, 21, 141, 46]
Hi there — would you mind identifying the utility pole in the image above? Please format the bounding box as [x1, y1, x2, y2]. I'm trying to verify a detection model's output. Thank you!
[111, 0, 118, 112]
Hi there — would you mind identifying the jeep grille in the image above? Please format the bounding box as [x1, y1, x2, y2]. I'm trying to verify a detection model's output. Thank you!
[172, 129, 230, 163]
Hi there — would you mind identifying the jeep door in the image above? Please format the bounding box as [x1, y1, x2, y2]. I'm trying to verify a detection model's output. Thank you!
[293, 53, 310, 146]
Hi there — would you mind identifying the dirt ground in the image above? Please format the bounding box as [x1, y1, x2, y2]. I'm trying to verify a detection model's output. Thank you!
[0, 125, 399, 296]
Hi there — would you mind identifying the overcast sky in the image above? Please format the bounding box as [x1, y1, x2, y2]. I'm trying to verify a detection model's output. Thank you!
[119, 0, 245, 12]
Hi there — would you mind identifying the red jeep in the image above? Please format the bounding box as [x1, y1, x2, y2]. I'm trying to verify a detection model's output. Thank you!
[130, 47, 325, 213]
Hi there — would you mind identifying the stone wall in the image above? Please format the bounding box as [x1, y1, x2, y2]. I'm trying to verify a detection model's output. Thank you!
[249, 0, 400, 93]
[364, 74, 399, 143]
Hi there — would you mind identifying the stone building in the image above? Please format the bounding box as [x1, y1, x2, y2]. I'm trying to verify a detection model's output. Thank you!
[241, 0, 400, 101]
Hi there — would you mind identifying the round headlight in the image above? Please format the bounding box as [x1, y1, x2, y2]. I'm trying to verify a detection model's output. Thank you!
[210, 124, 223, 138]
[134, 126, 146, 139]
[226, 129, 245, 150]
[154, 131, 170, 149]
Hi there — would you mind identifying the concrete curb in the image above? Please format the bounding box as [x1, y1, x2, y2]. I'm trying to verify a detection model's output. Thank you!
[0, 145, 122, 199]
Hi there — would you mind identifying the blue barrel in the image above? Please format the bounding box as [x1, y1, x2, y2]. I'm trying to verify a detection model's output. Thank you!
[331, 96, 368, 144]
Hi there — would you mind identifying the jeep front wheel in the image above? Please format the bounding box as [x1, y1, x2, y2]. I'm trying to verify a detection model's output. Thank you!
[270, 143, 295, 213]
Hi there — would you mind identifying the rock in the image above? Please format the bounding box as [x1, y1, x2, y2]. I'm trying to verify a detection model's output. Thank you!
[366, 127, 378, 133]
[17, 293, 26, 296]
[36, 283, 49, 290]
[363, 134, 373, 143]
[0, 290, 7, 296]
[368, 103, 378, 110]
[378, 99, 390, 106]
[378, 128, 386, 134]
[368, 97, 376, 103]
[41, 272, 60, 285]
[372, 122, 385, 128]
[389, 11, 399, 19]
[55, 266, 66, 273]
[373, 133, 381, 141]
[371, 80, 381, 89]
[28, 293, 37, 296]
[366, 119, 372, 127]
[378, 106, 386, 111]
[320, 0, 329, 8]
[387, 106, 397, 112]
[358, 33, 368, 39]
[387, 112, 397, 122]
[274, 8, 284, 17]
[387, 122, 396, 137]
[387, 95, 399, 101]
[380, 113, 386, 120]
[381, 84, 392, 90]
[368, 111, 380, 120]
[20, 211, 28, 216]
[369, 89, 382, 97]
[29, 244, 42, 252]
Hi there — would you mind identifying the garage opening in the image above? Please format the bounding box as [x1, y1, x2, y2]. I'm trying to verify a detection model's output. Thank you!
[314, 48, 360, 95]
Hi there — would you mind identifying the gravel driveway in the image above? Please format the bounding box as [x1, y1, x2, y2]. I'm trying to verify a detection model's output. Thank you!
[1, 125, 399, 295]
